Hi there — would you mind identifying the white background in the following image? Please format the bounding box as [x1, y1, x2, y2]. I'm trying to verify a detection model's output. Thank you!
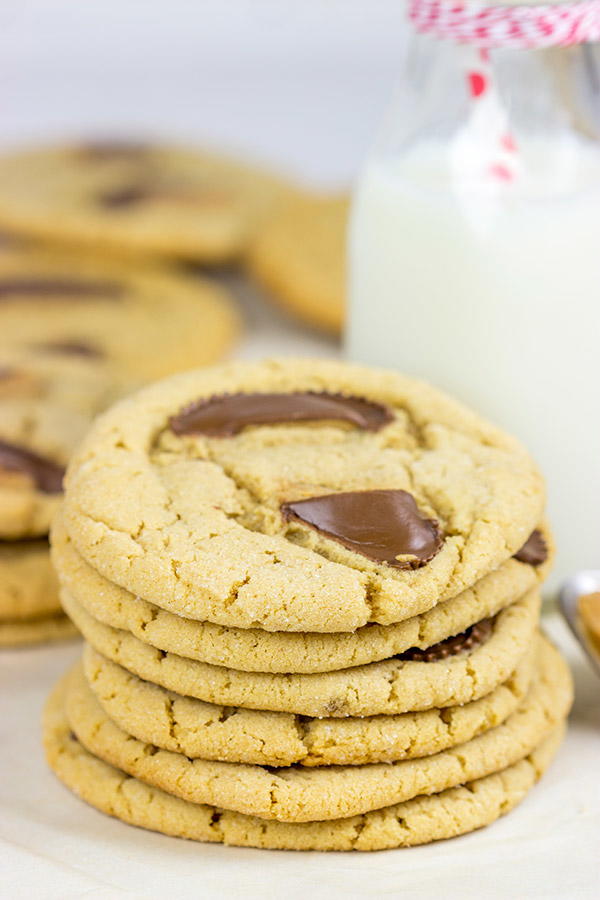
[0, 0, 410, 185]
[0, 4, 598, 898]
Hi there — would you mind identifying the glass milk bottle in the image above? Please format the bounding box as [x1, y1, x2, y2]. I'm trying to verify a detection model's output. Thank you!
[348, 0, 600, 586]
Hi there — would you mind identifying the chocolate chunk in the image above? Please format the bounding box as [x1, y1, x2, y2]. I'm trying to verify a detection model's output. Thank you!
[97, 184, 150, 208]
[398, 618, 494, 662]
[281, 489, 442, 569]
[35, 340, 104, 359]
[97, 182, 230, 210]
[514, 529, 548, 567]
[0, 439, 64, 493]
[179, 260, 236, 279]
[169, 392, 393, 437]
[79, 141, 149, 160]
[0, 278, 123, 300]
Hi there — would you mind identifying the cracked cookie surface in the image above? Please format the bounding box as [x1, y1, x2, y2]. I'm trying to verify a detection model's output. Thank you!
[62, 359, 545, 633]
[52, 511, 551, 672]
[62, 589, 541, 717]
[44, 674, 567, 849]
[0, 142, 291, 263]
[63, 636, 572, 822]
[82, 637, 538, 766]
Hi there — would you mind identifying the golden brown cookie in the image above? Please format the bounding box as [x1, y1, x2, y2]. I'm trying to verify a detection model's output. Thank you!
[0, 612, 77, 647]
[44, 672, 567, 851]
[51, 510, 551, 673]
[82, 638, 537, 766]
[0, 142, 291, 263]
[61, 359, 545, 633]
[62, 588, 541, 717]
[249, 193, 347, 334]
[0, 347, 119, 539]
[0, 245, 240, 383]
[0, 539, 60, 621]
[62, 637, 572, 822]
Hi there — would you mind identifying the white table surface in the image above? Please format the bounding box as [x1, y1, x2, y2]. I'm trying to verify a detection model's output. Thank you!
[0, 290, 598, 899]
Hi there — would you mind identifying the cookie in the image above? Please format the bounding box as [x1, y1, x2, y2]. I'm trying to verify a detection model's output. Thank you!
[61, 359, 545, 632]
[0, 142, 290, 263]
[63, 637, 571, 822]
[44, 674, 566, 849]
[62, 589, 540, 717]
[248, 193, 347, 334]
[0, 539, 60, 621]
[0, 612, 77, 647]
[0, 245, 240, 382]
[0, 347, 119, 539]
[52, 510, 550, 673]
[82, 638, 537, 767]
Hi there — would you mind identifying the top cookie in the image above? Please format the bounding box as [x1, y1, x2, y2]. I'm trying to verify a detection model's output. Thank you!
[249, 193, 347, 334]
[0, 241, 239, 382]
[62, 359, 544, 632]
[0, 142, 290, 263]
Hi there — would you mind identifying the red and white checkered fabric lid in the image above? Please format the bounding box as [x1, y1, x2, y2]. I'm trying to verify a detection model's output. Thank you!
[407, 0, 600, 47]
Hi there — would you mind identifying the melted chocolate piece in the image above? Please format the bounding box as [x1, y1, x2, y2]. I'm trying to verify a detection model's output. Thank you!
[79, 141, 149, 160]
[179, 260, 236, 279]
[0, 440, 64, 493]
[398, 618, 494, 662]
[97, 182, 229, 210]
[169, 392, 393, 437]
[35, 340, 104, 359]
[97, 184, 150, 208]
[0, 278, 123, 300]
[281, 489, 442, 569]
[514, 529, 548, 567]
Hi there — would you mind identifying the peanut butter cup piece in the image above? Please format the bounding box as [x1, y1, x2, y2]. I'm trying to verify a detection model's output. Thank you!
[281, 489, 442, 569]
[399, 618, 494, 662]
[0, 278, 123, 300]
[169, 392, 393, 437]
[0, 439, 64, 493]
[97, 185, 151, 209]
[35, 340, 104, 358]
[514, 529, 548, 566]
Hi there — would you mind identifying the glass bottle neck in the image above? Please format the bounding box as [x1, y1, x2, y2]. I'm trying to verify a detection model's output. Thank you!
[376, 32, 600, 154]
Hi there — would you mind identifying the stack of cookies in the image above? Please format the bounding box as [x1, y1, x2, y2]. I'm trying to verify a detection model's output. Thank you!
[44, 359, 572, 851]
[0, 347, 118, 646]
[0, 239, 239, 647]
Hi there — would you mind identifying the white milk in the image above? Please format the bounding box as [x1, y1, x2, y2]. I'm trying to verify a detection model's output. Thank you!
[348, 138, 600, 585]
